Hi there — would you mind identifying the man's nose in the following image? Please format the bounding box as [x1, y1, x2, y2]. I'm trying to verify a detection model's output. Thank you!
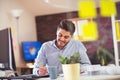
[60, 36, 65, 41]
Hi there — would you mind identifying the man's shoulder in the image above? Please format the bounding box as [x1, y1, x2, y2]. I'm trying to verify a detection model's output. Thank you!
[70, 39, 85, 47]
[71, 39, 82, 43]
[71, 39, 86, 50]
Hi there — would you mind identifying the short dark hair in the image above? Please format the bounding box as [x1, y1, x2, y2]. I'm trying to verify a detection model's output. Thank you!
[57, 19, 75, 35]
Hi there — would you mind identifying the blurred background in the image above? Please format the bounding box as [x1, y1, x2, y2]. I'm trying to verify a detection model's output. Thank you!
[0, 0, 120, 75]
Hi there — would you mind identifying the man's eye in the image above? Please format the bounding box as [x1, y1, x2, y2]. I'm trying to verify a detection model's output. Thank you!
[58, 34, 62, 37]
[64, 36, 69, 39]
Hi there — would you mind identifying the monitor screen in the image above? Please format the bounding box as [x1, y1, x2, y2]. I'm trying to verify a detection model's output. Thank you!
[22, 41, 42, 62]
[0, 28, 16, 70]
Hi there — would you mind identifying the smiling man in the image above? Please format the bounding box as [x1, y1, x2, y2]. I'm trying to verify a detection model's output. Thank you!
[33, 19, 91, 76]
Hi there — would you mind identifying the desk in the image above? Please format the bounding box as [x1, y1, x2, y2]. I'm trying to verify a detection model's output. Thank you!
[36, 74, 120, 80]
[35, 66, 120, 80]
[0, 74, 120, 80]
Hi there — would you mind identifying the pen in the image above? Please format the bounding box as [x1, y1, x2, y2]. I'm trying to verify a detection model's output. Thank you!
[37, 62, 46, 69]
[37, 62, 48, 75]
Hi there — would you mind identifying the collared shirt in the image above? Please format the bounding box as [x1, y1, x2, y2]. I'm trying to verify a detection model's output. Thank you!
[33, 39, 91, 75]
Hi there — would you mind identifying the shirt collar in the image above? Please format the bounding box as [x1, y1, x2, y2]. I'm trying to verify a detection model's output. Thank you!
[52, 39, 70, 50]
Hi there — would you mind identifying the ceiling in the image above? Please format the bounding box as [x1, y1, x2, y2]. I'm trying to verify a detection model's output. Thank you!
[17, 0, 120, 16]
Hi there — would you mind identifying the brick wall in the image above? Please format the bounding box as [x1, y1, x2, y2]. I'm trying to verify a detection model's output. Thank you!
[35, 11, 78, 43]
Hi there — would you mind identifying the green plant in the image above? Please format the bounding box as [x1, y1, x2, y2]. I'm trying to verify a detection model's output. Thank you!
[96, 39, 114, 66]
[59, 52, 80, 64]
[96, 46, 107, 66]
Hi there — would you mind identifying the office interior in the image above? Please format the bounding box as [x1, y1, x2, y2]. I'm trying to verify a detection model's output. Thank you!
[0, 0, 120, 76]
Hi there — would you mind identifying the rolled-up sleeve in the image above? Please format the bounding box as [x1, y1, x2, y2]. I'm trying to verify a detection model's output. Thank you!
[33, 44, 47, 75]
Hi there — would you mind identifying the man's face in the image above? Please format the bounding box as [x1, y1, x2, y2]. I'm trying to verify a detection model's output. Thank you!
[56, 28, 72, 49]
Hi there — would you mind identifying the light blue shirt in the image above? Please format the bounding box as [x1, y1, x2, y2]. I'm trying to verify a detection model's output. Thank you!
[33, 39, 91, 75]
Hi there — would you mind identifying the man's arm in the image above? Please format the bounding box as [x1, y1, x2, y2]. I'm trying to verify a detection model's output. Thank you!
[33, 44, 47, 76]
[78, 42, 91, 65]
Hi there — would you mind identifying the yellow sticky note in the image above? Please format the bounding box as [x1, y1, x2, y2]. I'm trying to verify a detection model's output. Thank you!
[100, 0, 117, 17]
[78, 1, 97, 18]
[115, 21, 120, 40]
[82, 22, 98, 40]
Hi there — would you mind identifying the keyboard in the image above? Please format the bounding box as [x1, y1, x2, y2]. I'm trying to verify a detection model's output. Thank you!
[0, 76, 33, 80]
[19, 74, 49, 78]
[0, 74, 49, 80]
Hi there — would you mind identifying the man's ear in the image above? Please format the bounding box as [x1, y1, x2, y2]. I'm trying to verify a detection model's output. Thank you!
[71, 36, 73, 39]
[71, 35, 73, 38]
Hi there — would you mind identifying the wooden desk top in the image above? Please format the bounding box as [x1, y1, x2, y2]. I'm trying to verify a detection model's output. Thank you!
[16, 65, 34, 69]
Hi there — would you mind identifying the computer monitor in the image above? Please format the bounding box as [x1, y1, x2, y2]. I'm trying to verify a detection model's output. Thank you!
[22, 41, 42, 62]
[0, 28, 16, 71]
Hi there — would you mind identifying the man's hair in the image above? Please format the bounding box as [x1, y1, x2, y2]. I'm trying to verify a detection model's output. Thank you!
[57, 19, 75, 35]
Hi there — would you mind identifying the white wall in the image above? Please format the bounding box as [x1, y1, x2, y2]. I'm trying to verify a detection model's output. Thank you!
[0, 0, 37, 67]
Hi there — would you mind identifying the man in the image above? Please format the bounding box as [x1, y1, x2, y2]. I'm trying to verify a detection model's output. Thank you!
[33, 19, 91, 76]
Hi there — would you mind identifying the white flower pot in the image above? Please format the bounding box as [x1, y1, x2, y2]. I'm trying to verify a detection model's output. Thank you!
[62, 63, 80, 80]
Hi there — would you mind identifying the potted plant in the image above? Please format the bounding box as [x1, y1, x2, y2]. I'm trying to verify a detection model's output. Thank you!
[59, 53, 80, 80]
[96, 39, 114, 66]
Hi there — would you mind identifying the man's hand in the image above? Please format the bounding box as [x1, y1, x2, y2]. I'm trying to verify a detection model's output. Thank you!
[38, 66, 48, 76]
